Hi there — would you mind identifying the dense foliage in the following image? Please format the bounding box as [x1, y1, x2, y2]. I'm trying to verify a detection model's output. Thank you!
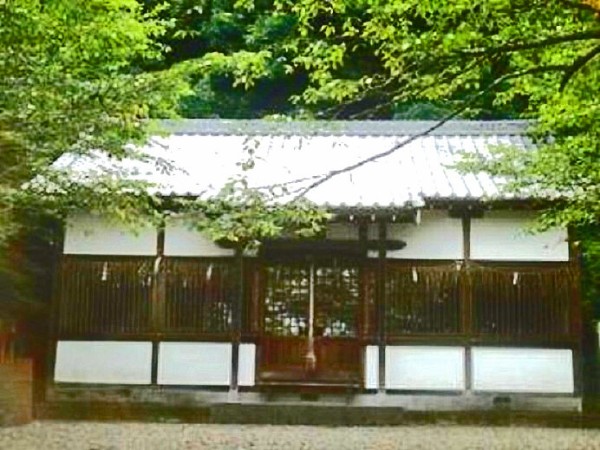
[0, 0, 191, 245]
[2, 1, 599, 315]
[153, 0, 600, 312]
[152, 1, 599, 229]
[0, 0, 195, 311]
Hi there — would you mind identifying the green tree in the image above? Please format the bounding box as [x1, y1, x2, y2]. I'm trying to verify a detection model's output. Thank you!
[0, 0, 191, 244]
[142, 0, 309, 118]
[164, 1, 600, 317]
[190, 1, 599, 225]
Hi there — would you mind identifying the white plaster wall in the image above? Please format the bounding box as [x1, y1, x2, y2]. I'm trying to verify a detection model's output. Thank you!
[238, 343, 256, 387]
[326, 223, 359, 240]
[64, 214, 157, 255]
[385, 346, 466, 391]
[471, 347, 574, 394]
[368, 210, 463, 259]
[157, 342, 232, 386]
[364, 345, 379, 390]
[471, 211, 568, 261]
[164, 219, 234, 257]
[54, 341, 152, 384]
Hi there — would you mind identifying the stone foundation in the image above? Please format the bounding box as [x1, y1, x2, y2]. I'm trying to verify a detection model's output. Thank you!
[45, 384, 582, 415]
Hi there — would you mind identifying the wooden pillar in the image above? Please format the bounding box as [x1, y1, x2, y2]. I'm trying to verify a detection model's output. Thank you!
[461, 212, 473, 392]
[568, 233, 583, 340]
[358, 222, 369, 340]
[150, 226, 165, 385]
[47, 228, 64, 395]
[568, 230, 584, 397]
[230, 248, 244, 394]
[377, 220, 387, 393]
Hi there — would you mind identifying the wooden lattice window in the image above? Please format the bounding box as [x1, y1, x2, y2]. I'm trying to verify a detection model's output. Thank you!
[262, 259, 362, 338]
[57, 256, 153, 336]
[385, 263, 462, 336]
[314, 264, 361, 338]
[164, 258, 235, 335]
[471, 266, 575, 340]
[263, 263, 310, 337]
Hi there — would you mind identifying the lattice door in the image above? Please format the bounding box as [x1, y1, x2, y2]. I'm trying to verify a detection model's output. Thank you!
[259, 258, 362, 384]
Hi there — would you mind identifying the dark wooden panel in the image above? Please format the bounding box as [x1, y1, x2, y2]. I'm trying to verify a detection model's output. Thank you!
[470, 265, 576, 341]
[258, 336, 307, 381]
[257, 336, 361, 384]
[385, 262, 462, 336]
[314, 337, 361, 382]
[163, 258, 236, 335]
[56, 256, 237, 338]
[57, 257, 153, 336]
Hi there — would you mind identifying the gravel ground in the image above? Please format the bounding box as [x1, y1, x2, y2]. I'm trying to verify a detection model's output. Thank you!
[1, 422, 600, 450]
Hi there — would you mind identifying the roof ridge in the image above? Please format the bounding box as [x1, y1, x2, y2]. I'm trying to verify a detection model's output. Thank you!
[158, 119, 531, 137]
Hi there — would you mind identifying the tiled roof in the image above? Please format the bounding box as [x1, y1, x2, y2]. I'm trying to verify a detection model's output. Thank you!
[160, 119, 528, 136]
[55, 120, 534, 209]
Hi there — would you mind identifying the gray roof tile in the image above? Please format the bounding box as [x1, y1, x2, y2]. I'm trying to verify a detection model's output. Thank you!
[56, 120, 534, 209]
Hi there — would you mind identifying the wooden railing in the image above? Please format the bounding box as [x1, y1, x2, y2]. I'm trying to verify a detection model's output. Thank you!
[384, 261, 579, 343]
[470, 264, 577, 342]
[57, 257, 154, 336]
[385, 263, 461, 336]
[164, 258, 235, 335]
[57, 256, 237, 338]
[56, 256, 579, 344]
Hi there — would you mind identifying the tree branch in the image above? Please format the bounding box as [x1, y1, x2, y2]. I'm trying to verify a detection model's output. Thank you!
[559, 0, 600, 15]
[291, 64, 569, 201]
[463, 29, 600, 56]
[348, 59, 482, 120]
[559, 44, 600, 91]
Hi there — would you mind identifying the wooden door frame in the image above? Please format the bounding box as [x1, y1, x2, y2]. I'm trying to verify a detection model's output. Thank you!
[254, 256, 365, 386]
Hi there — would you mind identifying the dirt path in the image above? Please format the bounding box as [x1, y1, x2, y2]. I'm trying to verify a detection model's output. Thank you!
[1, 421, 600, 450]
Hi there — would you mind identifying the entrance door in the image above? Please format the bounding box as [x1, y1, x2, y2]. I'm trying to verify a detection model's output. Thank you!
[257, 258, 362, 386]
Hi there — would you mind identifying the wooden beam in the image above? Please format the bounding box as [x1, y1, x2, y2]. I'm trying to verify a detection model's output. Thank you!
[461, 213, 473, 393]
[377, 220, 387, 393]
[150, 341, 159, 385]
[150, 225, 165, 385]
[358, 222, 369, 340]
[151, 227, 165, 333]
[461, 213, 473, 336]
[462, 214, 471, 262]
[259, 239, 405, 258]
[567, 227, 584, 397]
[47, 228, 65, 392]
[229, 248, 244, 393]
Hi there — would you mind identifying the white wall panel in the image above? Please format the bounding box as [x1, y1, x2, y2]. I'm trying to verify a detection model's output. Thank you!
[157, 342, 231, 386]
[385, 346, 465, 391]
[164, 220, 234, 257]
[364, 345, 379, 390]
[64, 214, 157, 255]
[369, 210, 463, 259]
[238, 344, 256, 387]
[472, 347, 574, 393]
[471, 211, 568, 261]
[54, 341, 152, 384]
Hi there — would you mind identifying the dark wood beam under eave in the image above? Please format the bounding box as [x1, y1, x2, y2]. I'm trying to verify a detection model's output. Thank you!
[258, 239, 405, 258]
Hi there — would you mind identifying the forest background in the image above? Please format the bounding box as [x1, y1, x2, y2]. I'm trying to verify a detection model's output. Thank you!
[0, 1, 598, 345]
